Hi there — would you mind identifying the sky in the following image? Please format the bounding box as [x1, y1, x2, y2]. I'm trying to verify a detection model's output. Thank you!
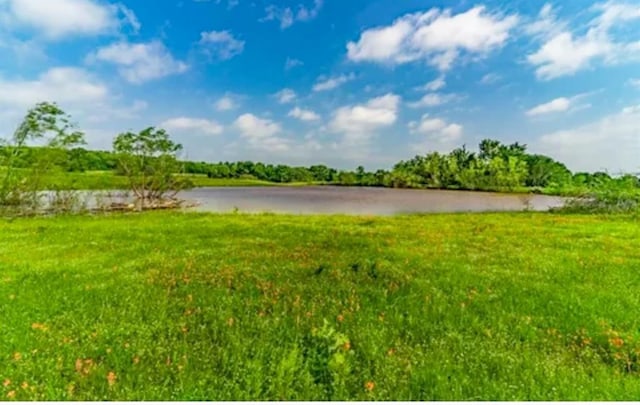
[0, 0, 639, 173]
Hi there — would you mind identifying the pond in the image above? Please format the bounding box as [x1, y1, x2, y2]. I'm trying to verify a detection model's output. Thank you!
[182, 186, 565, 215]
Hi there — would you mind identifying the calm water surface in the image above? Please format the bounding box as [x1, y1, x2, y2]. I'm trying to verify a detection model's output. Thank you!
[182, 186, 564, 215]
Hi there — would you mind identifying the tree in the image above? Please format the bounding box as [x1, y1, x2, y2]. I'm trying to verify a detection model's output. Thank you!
[0, 102, 85, 211]
[113, 127, 192, 209]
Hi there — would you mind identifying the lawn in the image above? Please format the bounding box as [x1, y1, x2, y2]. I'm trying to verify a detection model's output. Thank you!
[0, 212, 639, 400]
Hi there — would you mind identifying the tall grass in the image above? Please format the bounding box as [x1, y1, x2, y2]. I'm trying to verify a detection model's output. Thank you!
[1, 212, 639, 400]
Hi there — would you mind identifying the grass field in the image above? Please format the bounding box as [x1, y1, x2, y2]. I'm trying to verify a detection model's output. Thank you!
[1, 212, 639, 400]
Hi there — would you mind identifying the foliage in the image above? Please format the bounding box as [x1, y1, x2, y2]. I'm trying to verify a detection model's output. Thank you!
[0, 102, 85, 213]
[113, 127, 192, 208]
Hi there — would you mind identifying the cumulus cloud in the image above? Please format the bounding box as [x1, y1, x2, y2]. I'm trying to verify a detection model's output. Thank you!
[417, 76, 446, 92]
[526, 93, 592, 116]
[409, 114, 463, 142]
[288, 107, 320, 122]
[274, 89, 297, 104]
[409, 93, 460, 108]
[199, 30, 245, 60]
[313, 73, 355, 92]
[0, 67, 108, 108]
[160, 117, 223, 135]
[527, 2, 640, 80]
[87, 41, 189, 84]
[534, 105, 640, 172]
[347, 5, 518, 71]
[233, 113, 290, 152]
[214, 95, 237, 111]
[329, 94, 400, 143]
[262, 0, 323, 29]
[0, 0, 139, 39]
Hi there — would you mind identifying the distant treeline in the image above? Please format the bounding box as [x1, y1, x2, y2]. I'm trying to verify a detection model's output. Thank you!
[2, 139, 638, 193]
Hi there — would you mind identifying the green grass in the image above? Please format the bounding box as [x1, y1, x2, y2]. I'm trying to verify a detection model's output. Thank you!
[1, 212, 639, 400]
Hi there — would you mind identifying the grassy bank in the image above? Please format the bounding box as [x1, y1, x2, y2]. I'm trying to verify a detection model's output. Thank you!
[1, 212, 639, 400]
[3, 170, 294, 190]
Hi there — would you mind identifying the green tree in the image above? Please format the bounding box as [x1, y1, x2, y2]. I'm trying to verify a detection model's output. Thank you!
[0, 102, 85, 211]
[113, 127, 192, 209]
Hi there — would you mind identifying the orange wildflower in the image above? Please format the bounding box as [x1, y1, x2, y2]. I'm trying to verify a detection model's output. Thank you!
[3, 379, 11, 387]
[365, 381, 375, 392]
[342, 341, 351, 351]
[337, 314, 344, 323]
[610, 337, 624, 348]
[6, 390, 16, 399]
[20, 382, 28, 389]
[107, 372, 117, 387]
[12, 353, 21, 361]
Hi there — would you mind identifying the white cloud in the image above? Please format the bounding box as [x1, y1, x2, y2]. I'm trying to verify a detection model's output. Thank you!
[628, 78, 640, 88]
[234, 113, 281, 138]
[262, 0, 323, 29]
[480, 73, 501, 85]
[160, 117, 223, 136]
[622, 104, 640, 114]
[0, 67, 108, 108]
[409, 114, 463, 142]
[214, 95, 237, 111]
[233, 113, 289, 152]
[274, 88, 297, 104]
[347, 5, 518, 71]
[199, 30, 245, 60]
[0, 0, 139, 39]
[329, 94, 400, 142]
[526, 93, 592, 116]
[313, 73, 355, 92]
[88, 41, 189, 84]
[527, 2, 640, 80]
[526, 97, 571, 116]
[409, 93, 459, 108]
[285, 57, 304, 70]
[417, 76, 446, 92]
[534, 106, 640, 172]
[288, 107, 320, 122]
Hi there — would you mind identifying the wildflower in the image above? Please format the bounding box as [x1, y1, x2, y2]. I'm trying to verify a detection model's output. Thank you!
[365, 381, 375, 392]
[107, 372, 117, 387]
[337, 314, 344, 323]
[20, 382, 28, 389]
[342, 341, 351, 351]
[12, 353, 21, 361]
[133, 356, 140, 365]
[227, 317, 235, 327]
[6, 390, 16, 399]
[3, 379, 11, 387]
[610, 337, 624, 348]
[31, 323, 47, 331]
[387, 348, 396, 356]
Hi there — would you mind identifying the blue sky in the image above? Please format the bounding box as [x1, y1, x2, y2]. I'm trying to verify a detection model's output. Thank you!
[0, 0, 639, 172]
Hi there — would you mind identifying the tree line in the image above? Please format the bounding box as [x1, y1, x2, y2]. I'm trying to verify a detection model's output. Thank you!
[2, 102, 639, 213]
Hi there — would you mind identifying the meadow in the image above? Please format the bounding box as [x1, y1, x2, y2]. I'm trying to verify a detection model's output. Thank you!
[1, 211, 639, 400]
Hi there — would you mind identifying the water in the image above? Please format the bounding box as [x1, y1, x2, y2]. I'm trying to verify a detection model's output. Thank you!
[182, 186, 565, 215]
